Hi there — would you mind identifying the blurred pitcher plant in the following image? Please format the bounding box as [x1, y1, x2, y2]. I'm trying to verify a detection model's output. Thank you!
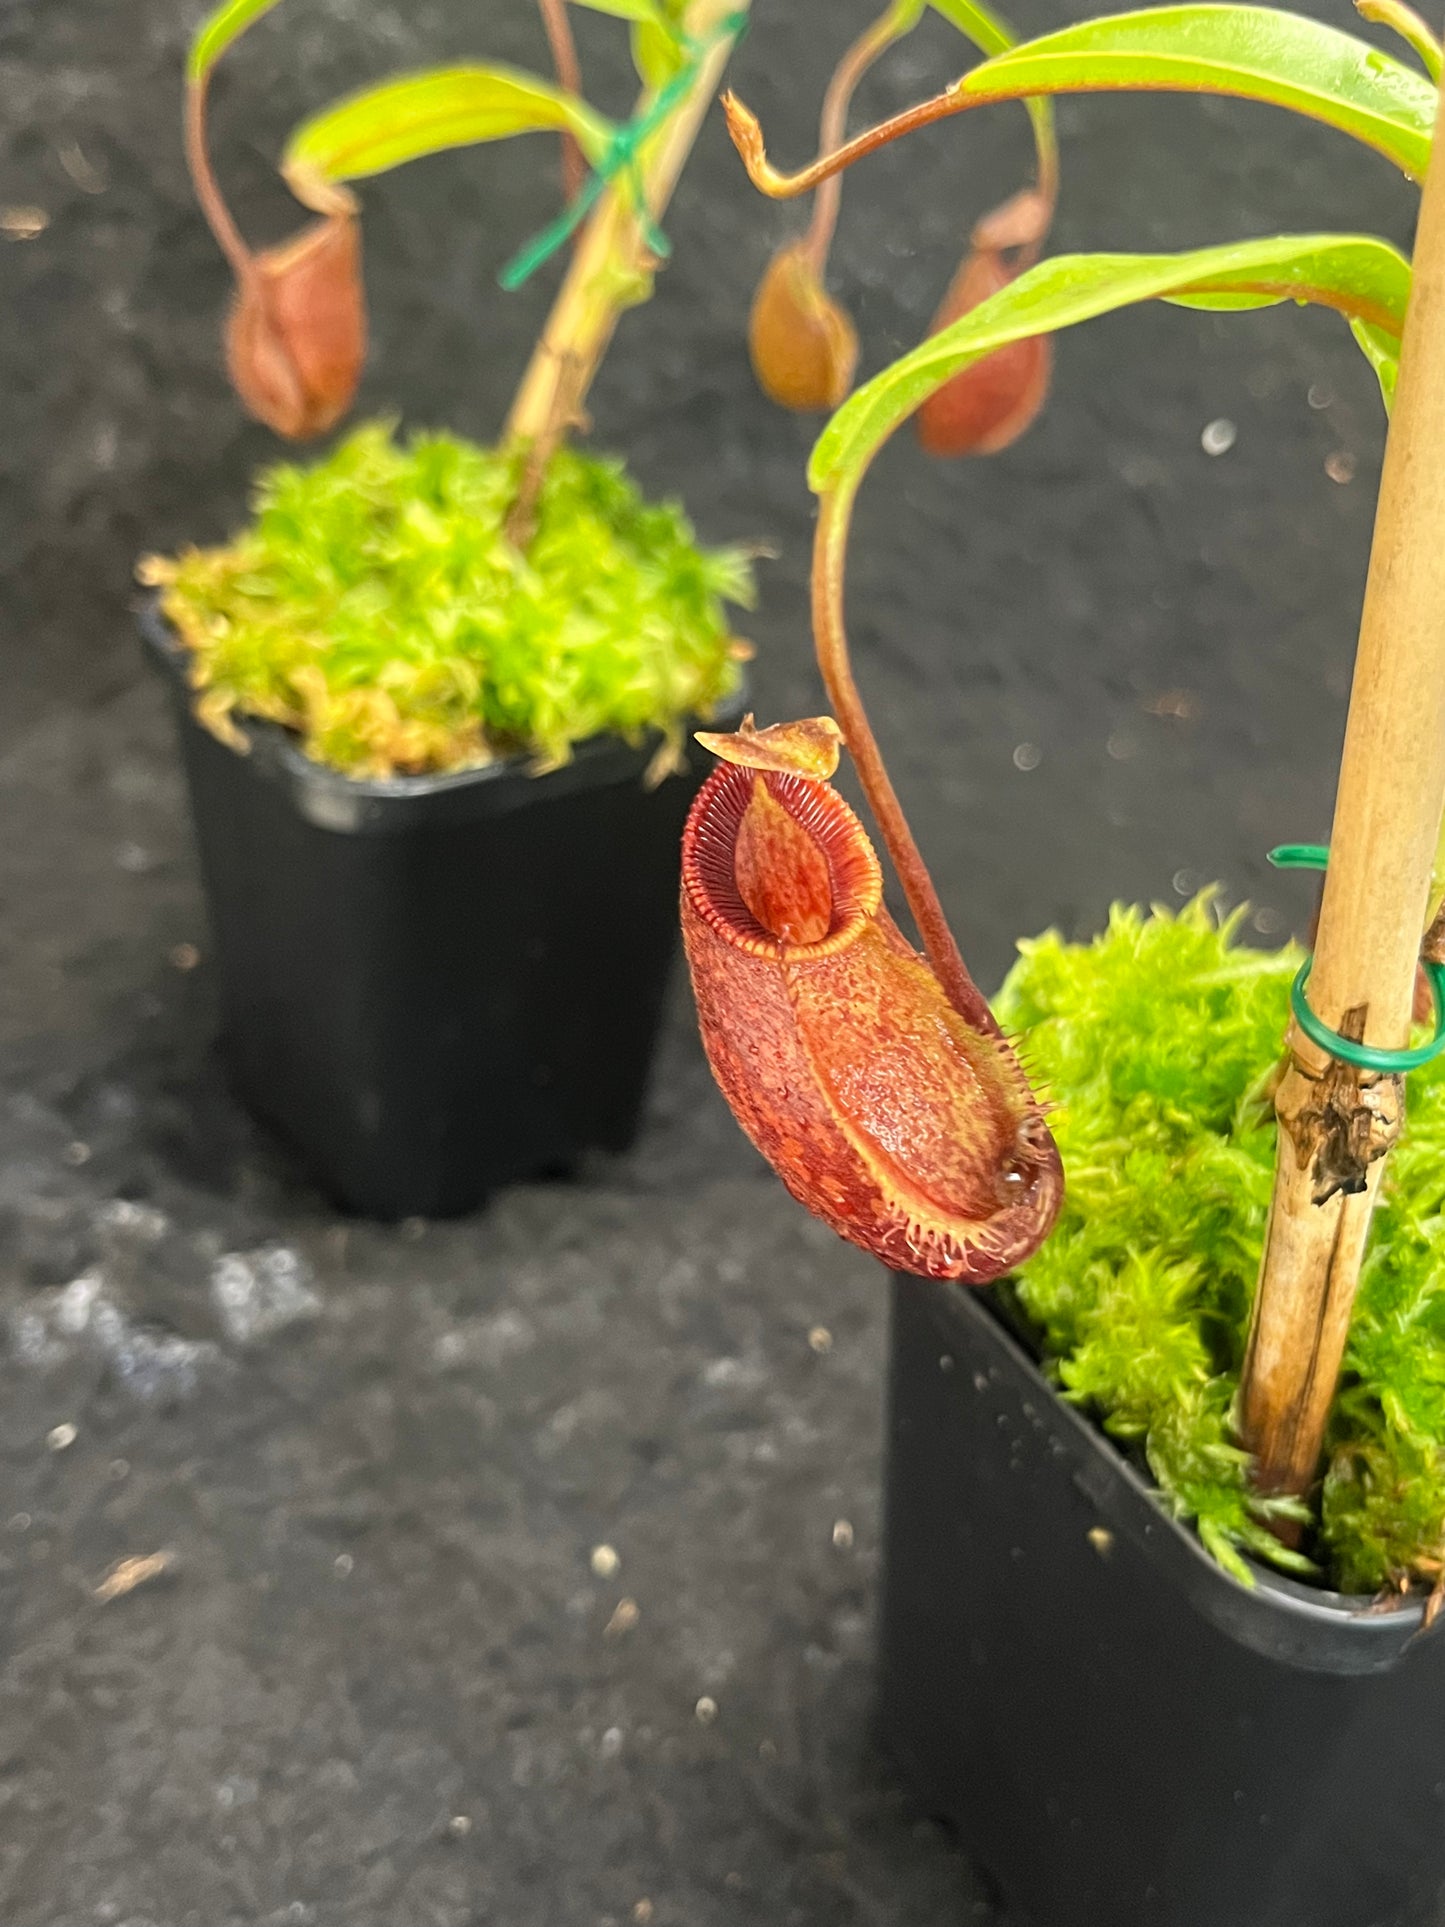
[184, 0, 751, 529]
[747, 0, 1059, 450]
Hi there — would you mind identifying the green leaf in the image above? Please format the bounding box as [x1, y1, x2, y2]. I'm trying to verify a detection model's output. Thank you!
[631, 17, 688, 87]
[810, 234, 1410, 490]
[572, 0, 670, 21]
[282, 66, 616, 188]
[949, 7, 1438, 180]
[187, 0, 284, 80]
[1351, 316, 1401, 407]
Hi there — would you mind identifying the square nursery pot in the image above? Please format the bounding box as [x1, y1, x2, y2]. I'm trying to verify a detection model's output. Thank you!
[881, 1273, 1445, 1927]
[141, 601, 742, 1219]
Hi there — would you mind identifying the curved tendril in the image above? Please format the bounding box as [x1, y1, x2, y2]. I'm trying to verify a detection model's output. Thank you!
[536, 0, 587, 203]
[804, 1, 917, 275]
[724, 84, 959, 199]
[811, 484, 993, 1033]
[1017, 103, 1058, 270]
[184, 72, 253, 279]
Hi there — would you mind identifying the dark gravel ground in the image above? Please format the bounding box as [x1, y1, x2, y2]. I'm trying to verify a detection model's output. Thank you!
[0, 0, 1420, 1921]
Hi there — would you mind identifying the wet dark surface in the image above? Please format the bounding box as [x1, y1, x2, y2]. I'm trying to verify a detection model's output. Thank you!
[0, 0, 1419, 1920]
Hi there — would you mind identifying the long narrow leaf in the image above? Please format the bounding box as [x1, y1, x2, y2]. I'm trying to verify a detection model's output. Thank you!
[188, 0, 284, 80]
[283, 66, 616, 187]
[950, 8, 1437, 180]
[811, 234, 1409, 490]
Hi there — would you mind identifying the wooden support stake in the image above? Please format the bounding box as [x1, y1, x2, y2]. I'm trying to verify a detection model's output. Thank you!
[505, 0, 745, 460]
[1239, 80, 1445, 1501]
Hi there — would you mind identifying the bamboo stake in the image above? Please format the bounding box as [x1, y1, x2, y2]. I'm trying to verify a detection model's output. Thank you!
[504, 0, 747, 541]
[1239, 80, 1445, 1502]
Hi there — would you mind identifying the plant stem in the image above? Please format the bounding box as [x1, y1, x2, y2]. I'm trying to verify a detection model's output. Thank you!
[184, 73, 252, 278]
[798, 3, 1058, 279]
[1239, 80, 1445, 1504]
[803, 1, 914, 278]
[812, 483, 994, 1035]
[536, 0, 587, 204]
[504, 0, 748, 543]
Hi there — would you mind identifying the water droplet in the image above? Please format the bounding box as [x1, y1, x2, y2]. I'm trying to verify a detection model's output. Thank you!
[1201, 418, 1237, 457]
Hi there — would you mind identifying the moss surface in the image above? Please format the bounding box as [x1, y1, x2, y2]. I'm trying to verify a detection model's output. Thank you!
[147, 424, 753, 778]
[993, 896, 1445, 1595]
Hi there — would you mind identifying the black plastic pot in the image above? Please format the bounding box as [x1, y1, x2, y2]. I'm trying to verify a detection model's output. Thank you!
[881, 1273, 1445, 1927]
[141, 602, 742, 1218]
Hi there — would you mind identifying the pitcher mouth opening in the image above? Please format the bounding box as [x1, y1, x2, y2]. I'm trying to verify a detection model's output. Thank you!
[682, 763, 883, 962]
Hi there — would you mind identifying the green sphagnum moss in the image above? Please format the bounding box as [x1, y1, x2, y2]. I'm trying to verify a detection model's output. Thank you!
[992, 894, 1445, 1596]
[145, 423, 753, 779]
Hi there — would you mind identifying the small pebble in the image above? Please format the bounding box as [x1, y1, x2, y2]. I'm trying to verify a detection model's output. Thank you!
[169, 942, 201, 972]
[8, 1513, 30, 1533]
[1012, 742, 1042, 772]
[47, 1423, 78, 1452]
[807, 1326, 832, 1355]
[446, 1814, 472, 1839]
[633, 1903, 655, 1924]
[400, 1217, 427, 1242]
[62, 1141, 91, 1167]
[1087, 1527, 1114, 1558]
[1172, 869, 1199, 898]
[604, 1597, 640, 1638]
[590, 1543, 621, 1578]
[599, 1726, 625, 1759]
[1325, 450, 1357, 485]
[0, 205, 48, 239]
[831, 1519, 855, 1551]
[1307, 382, 1334, 410]
[694, 1695, 719, 1726]
[94, 1549, 172, 1602]
[1201, 417, 1237, 456]
[1143, 689, 1199, 722]
[1253, 907, 1283, 937]
[108, 1458, 130, 1481]
[1105, 731, 1136, 762]
[333, 1553, 354, 1578]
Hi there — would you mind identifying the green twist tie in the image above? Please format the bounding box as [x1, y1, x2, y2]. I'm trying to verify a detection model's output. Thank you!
[1267, 844, 1445, 1073]
[500, 9, 750, 292]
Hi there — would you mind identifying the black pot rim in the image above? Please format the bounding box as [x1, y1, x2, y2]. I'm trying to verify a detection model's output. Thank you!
[904, 1275, 1431, 1672]
[138, 594, 747, 835]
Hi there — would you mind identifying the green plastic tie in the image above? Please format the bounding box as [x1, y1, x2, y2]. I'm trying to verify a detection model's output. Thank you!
[499, 9, 749, 292]
[1266, 843, 1445, 1073]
